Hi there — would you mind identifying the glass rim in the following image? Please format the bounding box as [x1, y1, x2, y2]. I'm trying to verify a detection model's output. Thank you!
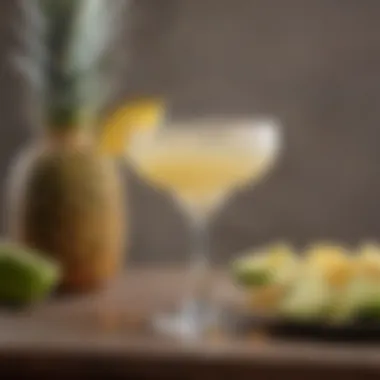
[154, 115, 283, 137]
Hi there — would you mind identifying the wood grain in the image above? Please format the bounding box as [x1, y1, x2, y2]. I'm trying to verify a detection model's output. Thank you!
[1, 268, 380, 378]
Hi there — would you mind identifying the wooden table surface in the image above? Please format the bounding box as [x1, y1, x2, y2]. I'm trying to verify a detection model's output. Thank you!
[1, 267, 380, 379]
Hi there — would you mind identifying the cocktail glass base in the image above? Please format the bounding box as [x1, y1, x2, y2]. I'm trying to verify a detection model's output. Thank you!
[152, 298, 220, 341]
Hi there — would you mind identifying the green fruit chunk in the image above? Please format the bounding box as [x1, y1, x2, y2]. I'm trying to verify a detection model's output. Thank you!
[231, 243, 298, 288]
[329, 277, 380, 323]
[350, 281, 380, 322]
[279, 272, 333, 322]
[0, 243, 61, 305]
[232, 256, 273, 288]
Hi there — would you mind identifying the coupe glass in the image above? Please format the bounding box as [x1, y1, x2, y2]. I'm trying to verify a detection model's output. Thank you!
[126, 117, 282, 339]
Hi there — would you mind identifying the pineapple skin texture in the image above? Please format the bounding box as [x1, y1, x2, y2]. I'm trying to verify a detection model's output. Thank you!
[7, 138, 126, 292]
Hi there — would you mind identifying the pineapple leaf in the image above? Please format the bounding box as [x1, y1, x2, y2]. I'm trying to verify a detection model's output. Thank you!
[15, 0, 46, 91]
[11, 54, 44, 91]
[19, 0, 46, 34]
[66, 0, 112, 74]
[15, 0, 129, 128]
[64, 0, 129, 122]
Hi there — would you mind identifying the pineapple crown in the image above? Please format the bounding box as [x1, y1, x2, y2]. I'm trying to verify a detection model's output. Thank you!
[15, 0, 128, 129]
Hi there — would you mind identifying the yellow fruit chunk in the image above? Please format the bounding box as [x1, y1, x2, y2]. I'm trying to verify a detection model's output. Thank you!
[248, 284, 286, 314]
[357, 242, 380, 279]
[305, 243, 354, 288]
[99, 98, 166, 156]
[267, 243, 296, 268]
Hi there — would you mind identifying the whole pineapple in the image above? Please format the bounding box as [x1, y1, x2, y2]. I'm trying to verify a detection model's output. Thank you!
[6, 0, 128, 292]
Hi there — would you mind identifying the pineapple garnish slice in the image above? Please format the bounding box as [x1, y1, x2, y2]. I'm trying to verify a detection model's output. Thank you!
[99, 98, 165, 156]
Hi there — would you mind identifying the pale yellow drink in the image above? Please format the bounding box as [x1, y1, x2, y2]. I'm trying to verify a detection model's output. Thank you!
[128, 128, 277, 210]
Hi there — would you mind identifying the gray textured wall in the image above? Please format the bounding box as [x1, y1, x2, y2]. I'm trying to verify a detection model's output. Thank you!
[1, 0, 380, 263]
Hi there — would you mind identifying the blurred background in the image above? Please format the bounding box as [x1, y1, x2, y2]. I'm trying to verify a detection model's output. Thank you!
[1, 0, 380, 264]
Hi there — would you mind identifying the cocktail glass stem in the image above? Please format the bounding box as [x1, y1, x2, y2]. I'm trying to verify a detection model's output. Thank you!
[153, 200, 221, 340]
[183, 209, 213, 316]
[187, 208, 210, 295]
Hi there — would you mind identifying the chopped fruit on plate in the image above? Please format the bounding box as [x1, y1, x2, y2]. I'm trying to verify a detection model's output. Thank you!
[231, 241, 380, 324]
